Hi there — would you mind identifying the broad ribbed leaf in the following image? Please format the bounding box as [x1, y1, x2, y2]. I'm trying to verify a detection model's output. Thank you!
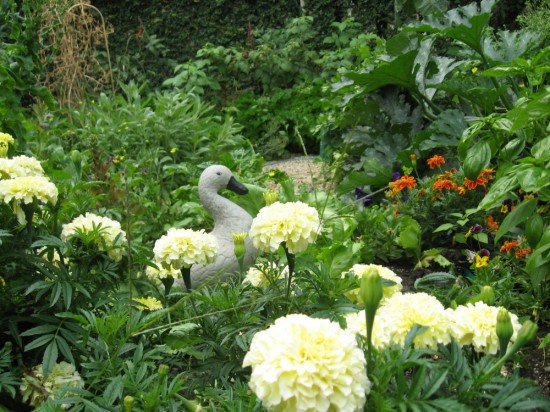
[495, 199, 537, 243]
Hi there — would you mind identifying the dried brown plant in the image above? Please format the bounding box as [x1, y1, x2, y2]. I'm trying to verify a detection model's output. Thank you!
[38, 0, 115, 107]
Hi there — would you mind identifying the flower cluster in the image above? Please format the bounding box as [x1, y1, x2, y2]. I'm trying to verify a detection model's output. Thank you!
[345, 291, 522, 354]
[388, 174, 417, 197]
[20, 361, 85, 409]
[153, 228, 218, 270]
[447, 301, 521, 354]
[0, 155, 45, 179]
[134, 296, 163, 311]
[243, 314, 370, 411]
[343, 264, 403, 305]
[243, 262, 288, 287]
[249, 201, 320, 254]
[500, 238, 532, 259]
[61, 213, 127, 261]
[0, 149, 58, 224]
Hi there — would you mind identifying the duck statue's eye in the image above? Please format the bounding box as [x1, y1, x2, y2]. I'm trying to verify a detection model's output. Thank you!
[216, 172, 221, 176]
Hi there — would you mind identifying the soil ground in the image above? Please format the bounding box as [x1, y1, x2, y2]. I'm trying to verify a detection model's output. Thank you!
[264, 155, 550, 400]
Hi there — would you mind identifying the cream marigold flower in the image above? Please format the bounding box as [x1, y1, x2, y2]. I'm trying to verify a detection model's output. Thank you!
[0, 175, 58, 205]
[0, 155, 44, 178]
[61, 213, 127, 262]
[343, 264, 403, 305]
[145, 264, 181, 281]
[249, 201, 320, 254]
[134, 296, 163, 311]
[447, 302, 521, 355]
[243, 314, 370, 412]
[243, 262, 288, 287]
[375, 292, 451, 349]
[19, 361, 84, 409]
[153, 228, 218, 270]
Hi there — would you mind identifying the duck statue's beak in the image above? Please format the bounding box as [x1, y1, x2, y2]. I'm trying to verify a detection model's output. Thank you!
[226, 176, 249, 195]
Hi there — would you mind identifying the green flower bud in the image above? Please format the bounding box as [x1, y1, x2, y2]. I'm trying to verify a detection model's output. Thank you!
[263, 190, 278, 206]
[513, 320, 538, 350]
[360, 268, 383, 313]
[124, 395, 135, 412]
[232, 232, 247, 262]
[496, 308, 513, 357]
[468, 285, 494, 305]
[158, 364, 169, 377]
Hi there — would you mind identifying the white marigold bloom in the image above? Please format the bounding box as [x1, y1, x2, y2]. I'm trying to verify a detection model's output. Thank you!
[153, 228, 218, 270]
[0, 155, 44, 178]
[134, 296, 163, 311]
[249, 201, 320, 254]
[374, 292, 451, 349]
[243, 262, 288, 287]
[447, 302, 521, 355]
[343, 264, 403, 305]
[61, 213, 127, 262]
[0, 175, 58, 205]
[145, 264, 180, 281]
[19, 361, 85, 409]
[243, 313, 370, 412]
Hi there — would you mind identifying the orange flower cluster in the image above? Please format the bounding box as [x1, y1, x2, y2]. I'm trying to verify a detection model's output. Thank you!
[485, 215, 499, 232]
[463, 169, 495, 190]
[427, 155, 445, 169]
[499, 240, 531, 259]
[389, 174, 417, 196]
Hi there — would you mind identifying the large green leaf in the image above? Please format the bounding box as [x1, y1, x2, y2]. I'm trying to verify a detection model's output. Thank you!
[508, 88, 550, 132]
[345, 50, 420, 95]
[463, 140, 491, 180]
[494, 198, 537, 243]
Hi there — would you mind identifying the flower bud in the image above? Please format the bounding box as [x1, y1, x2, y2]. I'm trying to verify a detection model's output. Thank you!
[263, 190, 278, 206]
[360, 268, 383, 313]
[158, 364, 169, 377]
[513, 320, 538, 350]
[232, 232, 247, 262]
[468, 285, 494, 305]
[124, 395, 135, 412]
[496, 308, 513, 356]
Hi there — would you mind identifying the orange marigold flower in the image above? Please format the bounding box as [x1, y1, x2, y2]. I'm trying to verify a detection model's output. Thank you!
[481, 168, 495, 180]
[463, 177, 479, 190]
[389, 174, 417, 196]
[500, 240, 519, 253]
[456, 186, 466, 196]
[485, 215, 499, 232]
[433, 179, 457, 191]
[427, 155, 445, 169]
[515, 248, 532, 259]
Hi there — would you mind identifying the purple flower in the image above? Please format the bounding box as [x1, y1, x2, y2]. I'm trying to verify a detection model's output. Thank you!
[479, 248, 491, 258]
[471, 224, 483, 234]
[392, 171, 401, 181]
[355, 187, 373, 207]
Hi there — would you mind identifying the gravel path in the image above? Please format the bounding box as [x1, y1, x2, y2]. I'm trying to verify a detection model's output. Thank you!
[263, 155, 327, 188]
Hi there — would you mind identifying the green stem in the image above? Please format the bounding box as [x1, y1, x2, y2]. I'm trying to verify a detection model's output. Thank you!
[282, 243, 295, 299]
[181, 266, 192, 292]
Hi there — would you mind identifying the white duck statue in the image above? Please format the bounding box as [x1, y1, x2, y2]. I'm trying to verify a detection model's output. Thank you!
[182, 165, 258, 288]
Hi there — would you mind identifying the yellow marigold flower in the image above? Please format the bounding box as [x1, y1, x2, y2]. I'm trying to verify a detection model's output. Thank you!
[471, 67, 478, 74]
[243, 314, 370, 411]
[153, 228, 218, 270]
[20, 361, 84, 409]
[61, 213, 127, 262]
[475, 255, 489, 268]
[134, 296, 163, 311]
[170, 147, 177, 154]
[0, 176, 58, 205]
[342, 264, 403, 305]
[250, 201, 320, 254]
[448, 302, 521, 354]
[427, 155, 445, 169]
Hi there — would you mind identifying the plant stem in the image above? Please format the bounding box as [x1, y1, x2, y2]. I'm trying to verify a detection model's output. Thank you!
[282, 243, 295, 299]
